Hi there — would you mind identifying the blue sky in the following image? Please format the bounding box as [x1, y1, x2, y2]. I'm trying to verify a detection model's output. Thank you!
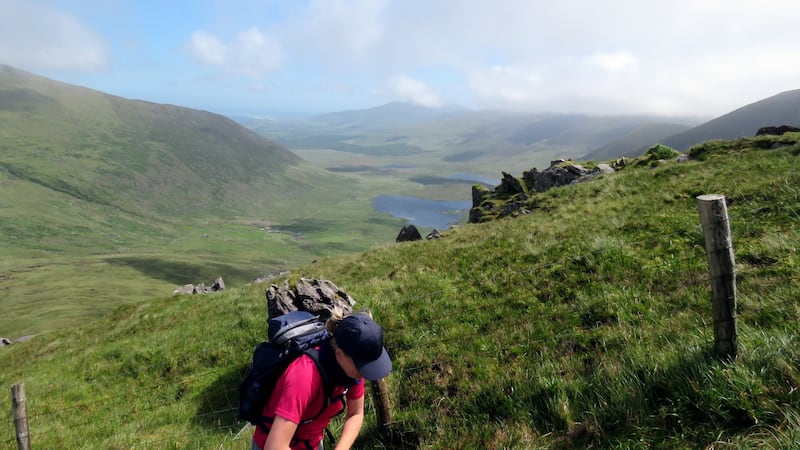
[1, 0, 799, 118]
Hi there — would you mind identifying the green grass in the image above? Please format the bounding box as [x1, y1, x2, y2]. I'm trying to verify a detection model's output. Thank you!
[1, 137, 798, 448]
[0, 154, 407, 336]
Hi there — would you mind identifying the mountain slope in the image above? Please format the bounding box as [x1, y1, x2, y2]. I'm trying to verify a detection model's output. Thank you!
[0, 66, 404, 337]
[662, 89, 800, 151]
[0, 64, 304, 218]
[583, 122, 692, 160]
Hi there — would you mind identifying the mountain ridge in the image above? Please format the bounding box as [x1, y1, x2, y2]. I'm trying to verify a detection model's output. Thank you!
[0, 64, 307, 218]
[661, 88, 800, 151]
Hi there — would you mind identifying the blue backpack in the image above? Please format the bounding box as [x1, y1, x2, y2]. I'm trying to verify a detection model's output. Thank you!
[237, 310, 334, 430]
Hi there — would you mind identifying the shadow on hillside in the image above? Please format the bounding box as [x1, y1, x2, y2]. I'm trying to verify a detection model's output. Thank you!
[105, 256, 257, 285]
[194, 363, 248, 431]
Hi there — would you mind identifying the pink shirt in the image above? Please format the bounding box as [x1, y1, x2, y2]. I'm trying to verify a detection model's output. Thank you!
[253, 353, 365, 450]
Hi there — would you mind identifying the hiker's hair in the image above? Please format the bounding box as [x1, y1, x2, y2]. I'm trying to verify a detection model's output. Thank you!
[326, 308, 373, 347]
[325, 310, 345, 335]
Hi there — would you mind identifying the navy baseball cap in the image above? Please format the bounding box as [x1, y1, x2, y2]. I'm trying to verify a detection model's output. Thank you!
[336, 314, 392, 380]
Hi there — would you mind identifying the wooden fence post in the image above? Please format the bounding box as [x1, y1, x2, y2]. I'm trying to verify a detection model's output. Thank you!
[696, 194, 738, 359]
[11, 383, 31, 450]
[370, 378, 391, 435]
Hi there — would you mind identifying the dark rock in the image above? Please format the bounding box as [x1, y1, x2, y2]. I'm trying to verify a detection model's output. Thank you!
[469, 206, 484, 223]
[472, 184, 492, 208]
[500, 201, 528, 218]
[426, 229, 441, 239]
[396, 225, 422, 242]
[755, 125, 800, 136]
[522, 164, 589, 193]
[496, 172, 525, 195]
[211, 277, 226, 291]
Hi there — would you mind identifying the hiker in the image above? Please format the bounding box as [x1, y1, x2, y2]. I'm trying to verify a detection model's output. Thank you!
[252, 314, 393, 450]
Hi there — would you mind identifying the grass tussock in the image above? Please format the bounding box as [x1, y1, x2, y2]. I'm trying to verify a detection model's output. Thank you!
[1, 137, 799, 449]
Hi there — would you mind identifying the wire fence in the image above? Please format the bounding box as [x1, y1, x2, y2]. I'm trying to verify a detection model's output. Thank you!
[3, 195, 792, 449]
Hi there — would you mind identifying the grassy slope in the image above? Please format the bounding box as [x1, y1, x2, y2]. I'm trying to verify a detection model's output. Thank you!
[1, 137, 798, 449]
[0, 66, 406, 336]
[0, 162, 404, 337]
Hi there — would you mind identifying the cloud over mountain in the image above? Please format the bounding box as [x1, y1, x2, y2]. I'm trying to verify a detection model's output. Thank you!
[0, 0, 108, 71]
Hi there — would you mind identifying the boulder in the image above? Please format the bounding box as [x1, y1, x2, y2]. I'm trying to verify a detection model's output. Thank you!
[496, 172, 525, 195]
[396, 225, 422, 242]
[472, 184, 492, 208]
[173, 277, 226, 295]
[173, 284, 195, 295]
[522, 164, 589, 193]
[573, 164, 616, 184]
[595, 164, 615, 174]
[211, 277, 226, 292]
[755, 125, 800, 136]
[266, 281, 297, 318]
[266, 278, 356, 322]
[426, 229, 441, 239]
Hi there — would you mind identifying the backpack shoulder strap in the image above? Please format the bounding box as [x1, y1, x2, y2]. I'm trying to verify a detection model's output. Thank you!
[301, 348, 347, 424]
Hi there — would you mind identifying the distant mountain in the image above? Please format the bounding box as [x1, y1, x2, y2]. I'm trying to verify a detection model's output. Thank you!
[247, 103, 698, 174]
[583, 122, 692, 160]
[308, 101, 469, 130]
[0, 64, 311, 218]
[662, 89, 800, 151]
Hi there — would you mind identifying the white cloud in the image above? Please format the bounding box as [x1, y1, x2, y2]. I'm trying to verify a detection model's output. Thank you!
[297, 0, 388, 65]
[468, 65, 542, 105]
[189, 27, 283, 77]
[324, 0, 800, 115]
[0, 0, 108, 71]
[190, 31, 228, 67]
[383, 75, 442, 107]
[589, 52, 638, 71]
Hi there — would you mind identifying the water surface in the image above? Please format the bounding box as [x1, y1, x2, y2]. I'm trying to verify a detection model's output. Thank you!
[373, 195, 471, 229]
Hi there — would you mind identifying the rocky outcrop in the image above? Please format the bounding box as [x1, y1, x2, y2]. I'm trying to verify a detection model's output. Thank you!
[469, 160, 614, 223]
[497, 171, 525, 195]
[266, 278, 356, 321]
[522, 163, 590, 193]
[755, 125, 800, 136]
[173, 277, 226, 295]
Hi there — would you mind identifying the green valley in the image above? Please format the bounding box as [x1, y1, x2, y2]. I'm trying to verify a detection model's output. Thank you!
[0, 66, 406, 336]
[1, 135, 798, 448]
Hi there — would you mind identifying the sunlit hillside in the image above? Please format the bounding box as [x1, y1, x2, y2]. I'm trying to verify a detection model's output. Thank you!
[2, 135, 798, 449]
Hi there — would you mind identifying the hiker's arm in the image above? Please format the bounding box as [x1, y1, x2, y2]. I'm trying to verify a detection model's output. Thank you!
[334, 395, 365, 450]
[263, 415, 297, 450]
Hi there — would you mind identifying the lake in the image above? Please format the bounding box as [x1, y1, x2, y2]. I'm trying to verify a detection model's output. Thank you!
[373, 195, 472, 230]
